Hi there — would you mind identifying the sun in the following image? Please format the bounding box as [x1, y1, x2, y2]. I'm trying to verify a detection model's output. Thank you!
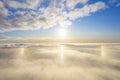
[58, 29, 67, 37]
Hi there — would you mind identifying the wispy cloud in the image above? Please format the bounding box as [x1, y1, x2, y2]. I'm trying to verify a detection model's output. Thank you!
[0, 35, 10, 40]
[108, 0, 120, 7]
[116, 3, 120, 7]
[109, 0, 117, 4]
[0, 0, 106, 32]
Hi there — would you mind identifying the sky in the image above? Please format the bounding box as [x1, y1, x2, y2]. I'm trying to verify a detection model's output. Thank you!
[0, 0, 120, 42]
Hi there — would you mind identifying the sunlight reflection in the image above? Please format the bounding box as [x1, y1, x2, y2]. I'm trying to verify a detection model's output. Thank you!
[21, 47, 25, 55]
[60, 45, 64, 51]
[100, 45, 103, 57]
[60, 45, 64, 64]
[19, 47, 25, 58]
[101, 45, 106, 57]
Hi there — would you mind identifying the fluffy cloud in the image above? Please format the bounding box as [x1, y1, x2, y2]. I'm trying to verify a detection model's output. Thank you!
[0, 43, 120, 80]
[0, 1, 8, 16]
[68, 2, 106, 20]
[0, 0, 106, 32]
[66, 0, 88, 9]
[5, 0, 41, 9]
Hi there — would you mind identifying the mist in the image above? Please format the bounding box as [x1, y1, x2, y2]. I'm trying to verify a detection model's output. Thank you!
[0, 43, 120, 80]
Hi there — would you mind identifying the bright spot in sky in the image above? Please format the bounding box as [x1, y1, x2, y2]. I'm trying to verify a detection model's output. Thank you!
[58, 29, 67, 37]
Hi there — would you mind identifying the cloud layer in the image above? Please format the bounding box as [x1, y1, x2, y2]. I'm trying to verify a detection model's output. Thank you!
[0, 0, 106, 32]
[0, 43, 120, 80]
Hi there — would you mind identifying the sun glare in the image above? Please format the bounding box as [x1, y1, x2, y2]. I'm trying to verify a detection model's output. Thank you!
[58, 29, 67, 37]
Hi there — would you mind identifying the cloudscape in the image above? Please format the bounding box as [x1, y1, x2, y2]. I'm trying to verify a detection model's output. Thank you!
[0, 0, 106, 32]
[0, 0, 120, 80]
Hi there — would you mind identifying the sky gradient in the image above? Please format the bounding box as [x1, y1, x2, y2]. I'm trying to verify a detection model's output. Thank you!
[0, 0, 120, 42]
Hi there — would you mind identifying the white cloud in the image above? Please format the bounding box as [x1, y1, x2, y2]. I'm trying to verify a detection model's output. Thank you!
[68, 2, 106, 20]
[66, 0, 88, 9]
[0, 1, 8, 16]
[5, 0, 42, 9]
[0, 43, 120, 80]
[0, 0, 106, 32]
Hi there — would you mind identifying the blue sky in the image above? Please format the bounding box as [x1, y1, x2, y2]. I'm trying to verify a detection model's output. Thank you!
[0, 0, 120, 41]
